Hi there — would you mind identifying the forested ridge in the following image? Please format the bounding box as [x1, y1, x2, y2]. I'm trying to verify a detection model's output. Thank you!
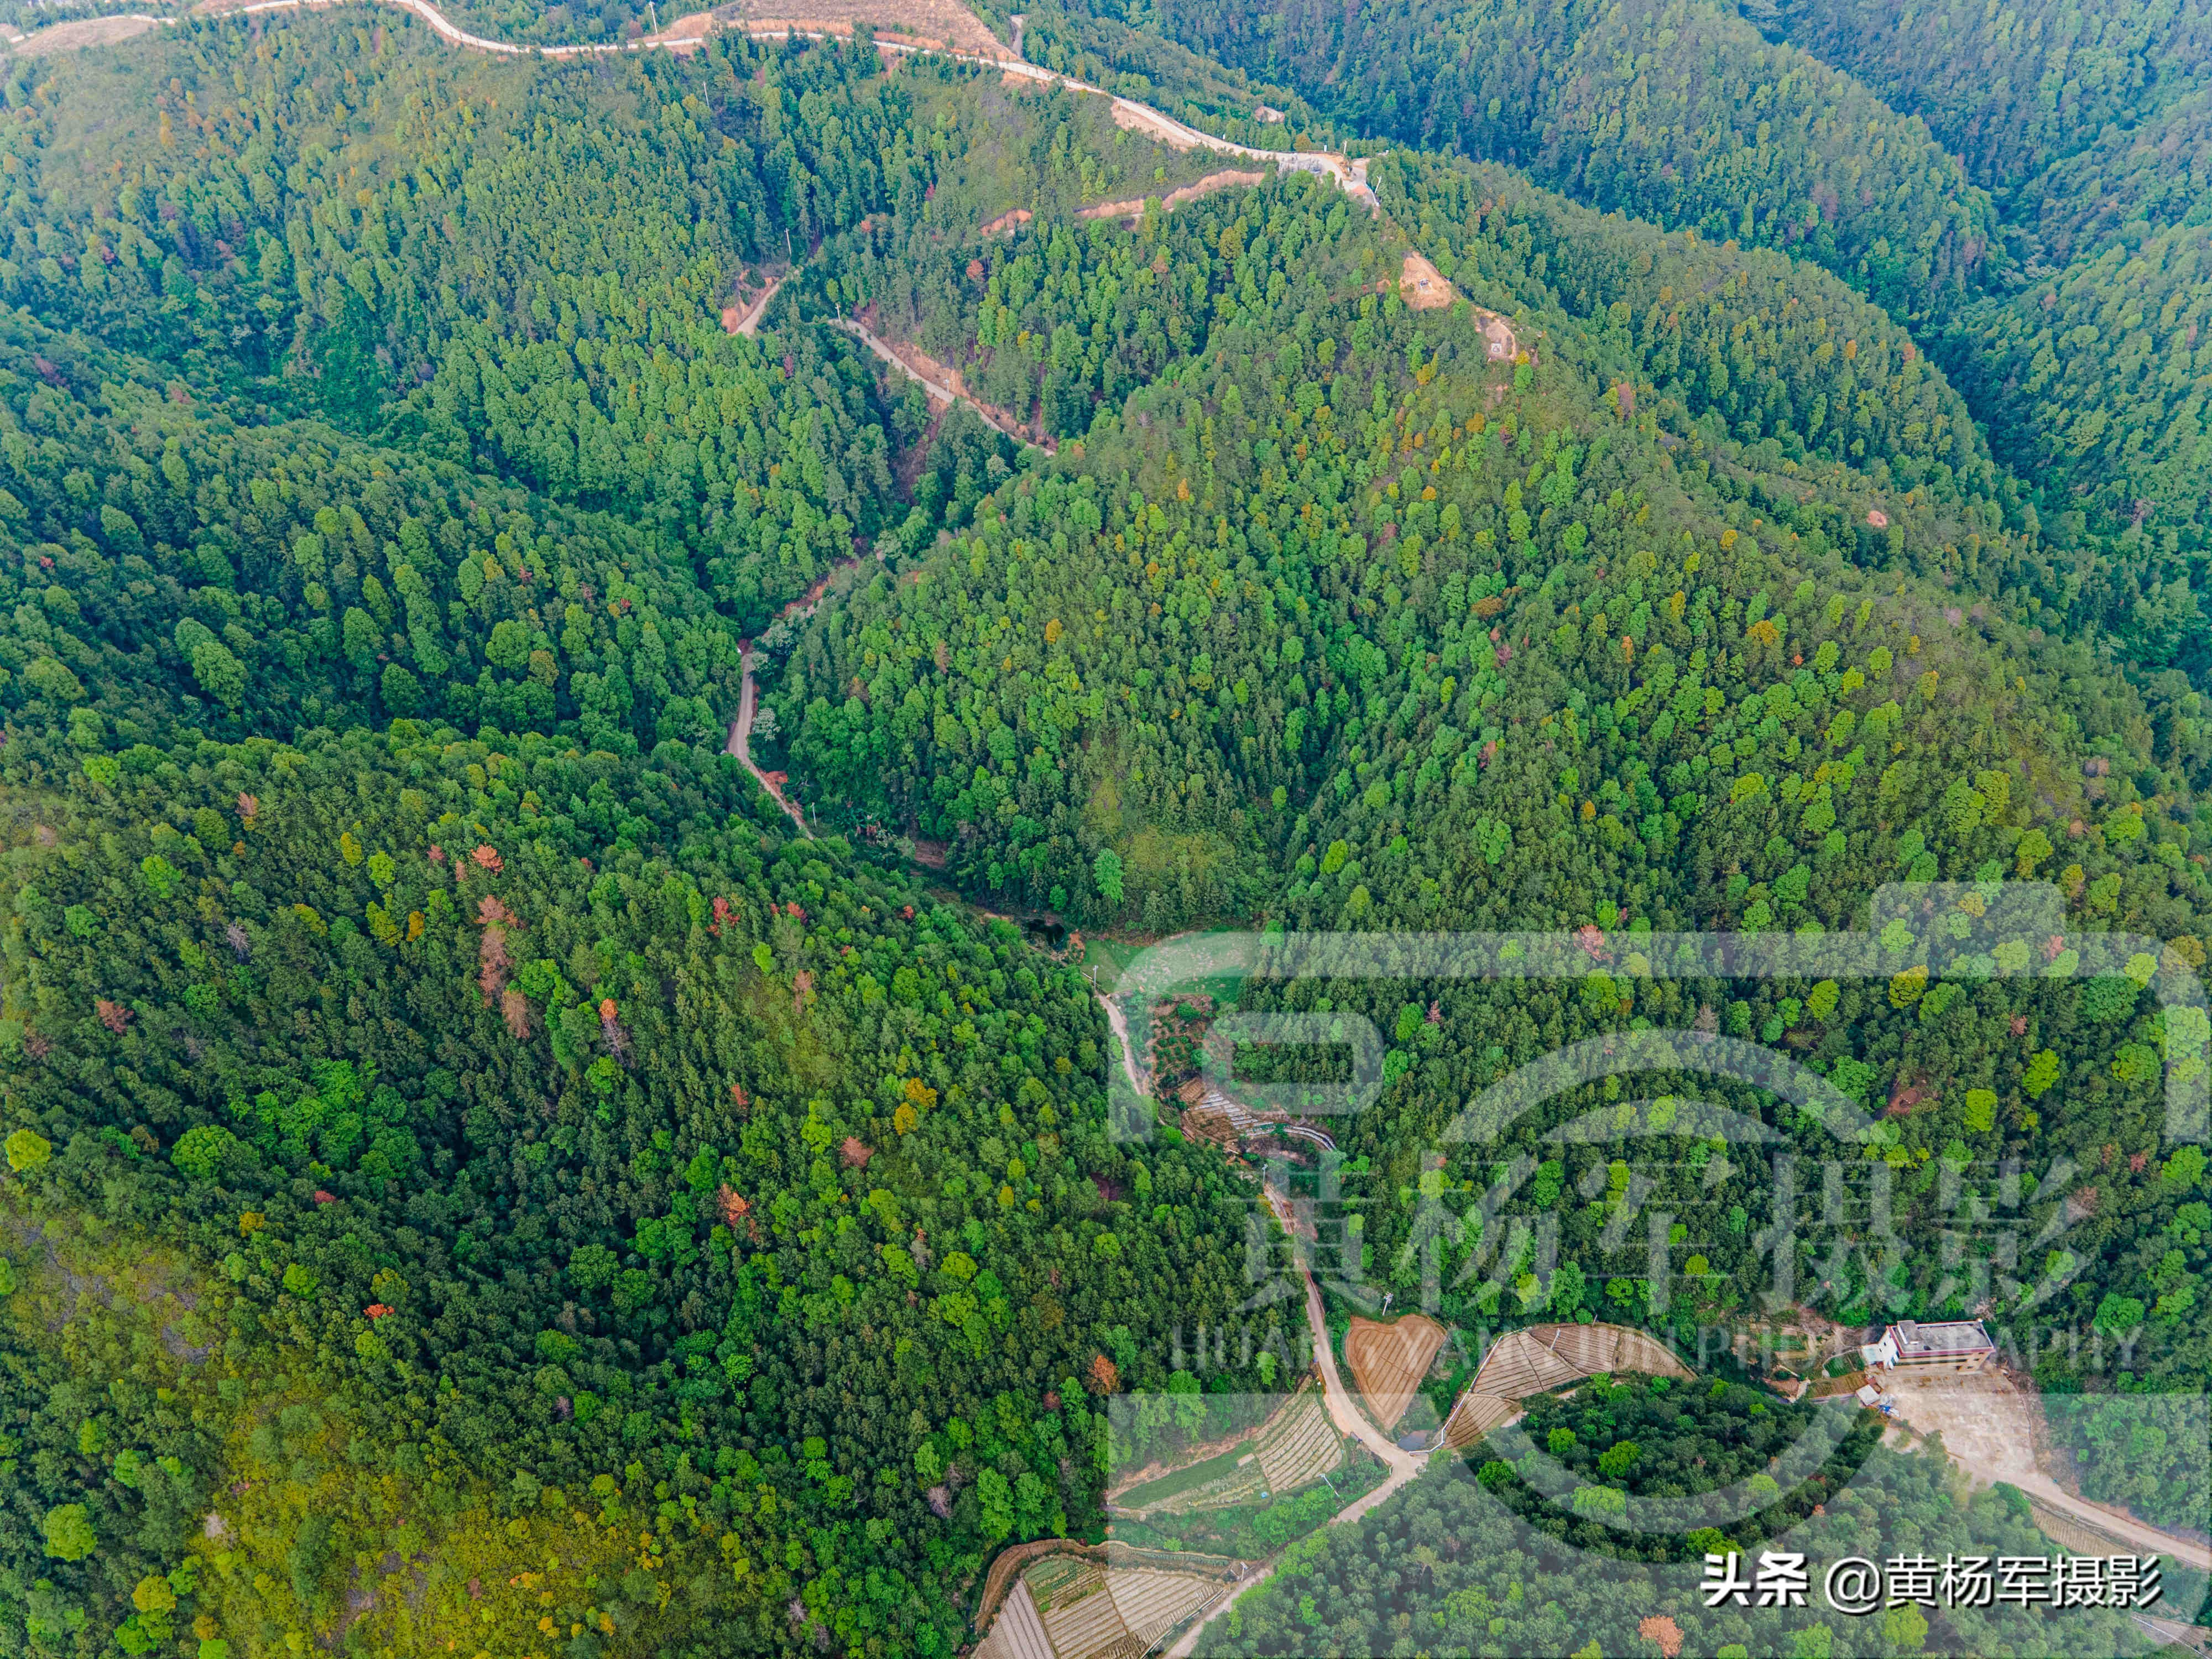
[1774, 0, 2212, 201]
[1070, 0, 2212, 686]
[0, 1, 2208, 1655]
[1114, 0, 2006, 323]
[777, 148, 2212, 1550]
[1014, 0, 1337, 159]
[1, 21, 933, 633]
[0, 18, 1300, 1658]
[0, 721, 1285, 1656]
[784, 149, 2207, 933]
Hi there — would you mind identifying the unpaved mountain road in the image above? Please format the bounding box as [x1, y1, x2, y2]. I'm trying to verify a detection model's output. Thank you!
[199, 0, 1384, 213]
[1092, 947, 1428, 1658]
[724, 656, 809, 837]
[1157, 1183, 1430, 1657]
[831, 317, 1042, 448]
[722, 274, 785, 337]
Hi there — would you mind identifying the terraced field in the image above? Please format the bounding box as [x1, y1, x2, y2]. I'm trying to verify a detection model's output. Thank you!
[1110, 1569, 1230, 1648]
[975, 1580, 1054, 1659]
[1110, 1386, 1343, 1518]
[1443, 1323, 1698, 1449]
[1442, 1389, 1519, 1451]
[1541, 1322, 1695, 1381]
[1027, 1554, 1109, 1614]
[1109, 1439, 1267, 1519]
[1036, 1561, 1136, 1659]
[1467, 1327, 1587, 1399]
[1253, 1387, 1342, 1492]
[978, 1550, 1239, 1659]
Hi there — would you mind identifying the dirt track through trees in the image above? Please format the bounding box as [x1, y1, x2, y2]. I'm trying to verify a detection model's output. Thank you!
[725, 658, 808, 836]
[720, 274, 784, 337]
[1080, 988, 1431, 1657]
[831, 317, 1047, 449]
[1884, 1371, 2212, 1569]
[1159, 1185, 1431, 1657]
[192, 0, 1387, 218]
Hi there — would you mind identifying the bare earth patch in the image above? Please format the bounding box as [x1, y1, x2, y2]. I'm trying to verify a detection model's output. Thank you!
[7, 14, 169, 56]
[1079, 167, 1267, 223]
[1112, 99, 1200, 148]
[1883, 1369, 2212, 1569]
[641, 10, 714, 50]
[1344, 1313, 1447, 1432]
[1882, 1369, 2045, 1486]
[713, 0, 1009, 58]
[1475, 308, 1519, 361]
[1399, 249, 1455, 310]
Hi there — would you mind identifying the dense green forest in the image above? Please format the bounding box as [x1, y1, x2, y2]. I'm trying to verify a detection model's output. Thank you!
[0, 18, 1306, 1658]
[1108, 0, 2005, 323]
[1772, 0, 2212, 602]
[1074, 0, 2212, 680]
[1013, 0, 1338, 155]
[1774, 0, 2212, 201]
[2, 723, 1291, 1656]
[776, 143, 2212, 1536]
[1, 19, 944, 633]
[0, 0, 2210, 1653]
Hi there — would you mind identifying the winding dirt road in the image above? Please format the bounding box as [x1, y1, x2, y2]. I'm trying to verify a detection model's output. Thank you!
[202, 0, 1383, 212]
[1093, 945, 1430, 1657]
[1159, 1185, 1430, 1657]
[138, 8, 1479, 1640]
[830, 317, 1041, 449]
[725, 655, 810, 837]
[1265, 1186, 1429, 1492]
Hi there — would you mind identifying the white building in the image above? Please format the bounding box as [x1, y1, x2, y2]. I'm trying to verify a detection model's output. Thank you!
[1860, 1319, 1995, 1375]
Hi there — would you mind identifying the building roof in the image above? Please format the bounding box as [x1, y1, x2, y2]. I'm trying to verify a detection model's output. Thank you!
[1887, 1319, 1994, 1356]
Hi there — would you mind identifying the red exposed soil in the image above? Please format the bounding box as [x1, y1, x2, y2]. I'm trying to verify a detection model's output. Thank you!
[1077, 168, 1267, 223]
